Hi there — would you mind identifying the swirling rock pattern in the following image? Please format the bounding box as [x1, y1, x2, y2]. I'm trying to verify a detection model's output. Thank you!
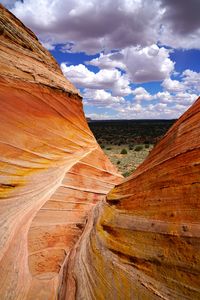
[66, 98, 200, 300]
[0, 5, 122, 299]
[0, 4, 200, 300]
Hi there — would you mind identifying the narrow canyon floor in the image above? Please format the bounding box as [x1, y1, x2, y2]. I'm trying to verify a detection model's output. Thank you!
[102, 144, 154, 176]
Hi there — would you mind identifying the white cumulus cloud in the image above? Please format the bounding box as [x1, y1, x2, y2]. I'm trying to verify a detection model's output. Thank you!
[9, 0, 200, 53]
[132, 87, 153, 101]
[61, 63, 131, 96]
[162, 78, 185, 93]
[88, 45, 174, 83]
[83, 89, 125, 109]
[3, 0, 199, 120]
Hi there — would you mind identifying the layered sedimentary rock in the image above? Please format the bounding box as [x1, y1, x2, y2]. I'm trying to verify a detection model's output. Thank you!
[67, 98, 200, 300]
[0, 4, 200, 300]
[0, 5, 122, 299]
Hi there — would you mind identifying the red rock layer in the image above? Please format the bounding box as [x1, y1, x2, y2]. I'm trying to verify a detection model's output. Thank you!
[0, 4, 77, 94]
[1, 4, 200, 300]
[67, 97, 200, 299]
[27, 147, 121, 299]
[0, 5, 122, 300]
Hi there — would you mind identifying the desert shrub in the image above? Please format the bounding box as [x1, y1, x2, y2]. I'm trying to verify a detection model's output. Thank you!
[101, 144, 105, 149]
[120, 148, 128, 154]
[134, 145, 143, 152]
[123, 168, 135, 177]
[117, 160, 121, 165]
[123, 171, 130, 177]
[106, 147, 112, 150]
[145, 143, 150, 149]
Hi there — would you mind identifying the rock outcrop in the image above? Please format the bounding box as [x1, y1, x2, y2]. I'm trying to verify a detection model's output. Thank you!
[0, 4, 200, 300]
[67, 97, 200, 299]
[0, 5, 122, 299]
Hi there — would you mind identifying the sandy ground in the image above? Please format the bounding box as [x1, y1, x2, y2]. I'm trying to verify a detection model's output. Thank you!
[103, 144, 154, 177]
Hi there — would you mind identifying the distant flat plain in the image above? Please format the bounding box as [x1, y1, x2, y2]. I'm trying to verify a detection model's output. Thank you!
[89, 119, 176, 177]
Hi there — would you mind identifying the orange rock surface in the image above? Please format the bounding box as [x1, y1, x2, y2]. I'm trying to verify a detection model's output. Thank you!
[0, 5, 122, 299]
[0, 4, 200, 300]
[66, 97, 200, 299]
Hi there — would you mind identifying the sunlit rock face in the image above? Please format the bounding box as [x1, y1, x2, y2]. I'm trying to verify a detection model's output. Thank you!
[0, 5, 122, 299]
[0, 4, 200, 300]
[67, 97, 200, 300]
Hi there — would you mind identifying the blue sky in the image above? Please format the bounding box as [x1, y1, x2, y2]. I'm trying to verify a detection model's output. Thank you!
[2, 0, 200, 119]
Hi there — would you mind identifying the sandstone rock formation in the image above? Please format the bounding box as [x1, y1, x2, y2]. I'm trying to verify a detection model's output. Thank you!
[67, 96, 200, 299]
[0, 5, 122, 299]
[0, 4, 200, 300]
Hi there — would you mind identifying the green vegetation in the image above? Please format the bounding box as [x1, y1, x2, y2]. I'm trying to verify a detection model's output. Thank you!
[120, 148, 128, 154]
[134, 145, 143, 152]
[123, 168, 136, 177]
[89, 119, 175, 146]
[123, 171, 131, 177]
[88, 120, 175, 178]
[103, 144, 153, 177]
